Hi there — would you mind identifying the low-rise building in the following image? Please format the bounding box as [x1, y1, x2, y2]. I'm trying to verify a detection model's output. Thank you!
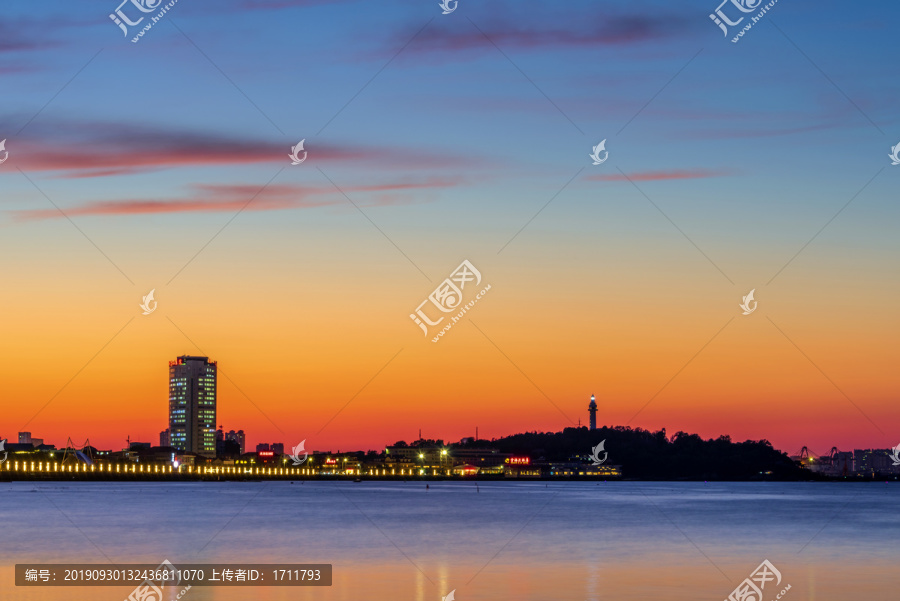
[548, 463, 622, 478]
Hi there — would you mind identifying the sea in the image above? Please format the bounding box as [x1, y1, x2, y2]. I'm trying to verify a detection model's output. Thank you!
[0, 480, 897, 600]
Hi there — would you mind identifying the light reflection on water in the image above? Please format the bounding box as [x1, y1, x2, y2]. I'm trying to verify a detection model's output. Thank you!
[0, 481, 896, 600]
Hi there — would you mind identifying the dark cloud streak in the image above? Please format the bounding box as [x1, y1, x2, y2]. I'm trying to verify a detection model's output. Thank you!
[8, 120, 484, 178]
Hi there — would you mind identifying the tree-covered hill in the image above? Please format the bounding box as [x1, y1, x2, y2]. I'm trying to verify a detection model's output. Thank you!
[456, 426, 806, 480]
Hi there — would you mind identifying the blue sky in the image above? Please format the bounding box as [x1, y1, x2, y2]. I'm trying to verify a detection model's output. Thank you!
[1, 0, 899, 451]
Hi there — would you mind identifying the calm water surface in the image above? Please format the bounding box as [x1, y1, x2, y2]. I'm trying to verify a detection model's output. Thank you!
[1, 481, 896, 600]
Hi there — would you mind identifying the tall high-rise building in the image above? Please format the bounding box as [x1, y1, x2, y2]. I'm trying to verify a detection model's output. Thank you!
[18, 432, 31, 444]
[168, 356, 217, 457]
[160, 429, 170, 447]
[588, 394, 597, 431]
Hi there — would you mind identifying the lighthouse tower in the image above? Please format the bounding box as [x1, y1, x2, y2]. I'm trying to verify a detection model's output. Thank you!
[588, 394, 597, 431]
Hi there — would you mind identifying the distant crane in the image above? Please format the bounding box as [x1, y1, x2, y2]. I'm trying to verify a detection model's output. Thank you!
[829, 447, 851, 477]
[793, 446, 819, 468]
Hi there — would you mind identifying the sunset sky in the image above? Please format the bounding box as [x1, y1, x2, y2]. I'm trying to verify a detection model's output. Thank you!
[1, 0, 898, 456]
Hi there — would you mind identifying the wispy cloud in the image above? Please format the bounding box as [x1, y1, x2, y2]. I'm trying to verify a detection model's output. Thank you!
[0, 20, 64, 75]
[7, 121, 482, 178]
[11, 179, 459, 222]
[0, 22, 56, 54]
[399, 14, 690, 55]
[234, 0, 350, 8]
[585, 169, 731, 182]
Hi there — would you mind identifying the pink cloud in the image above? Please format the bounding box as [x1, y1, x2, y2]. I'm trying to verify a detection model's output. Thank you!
[8, 122, 484, 178]
[11, 179, 459, 222]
